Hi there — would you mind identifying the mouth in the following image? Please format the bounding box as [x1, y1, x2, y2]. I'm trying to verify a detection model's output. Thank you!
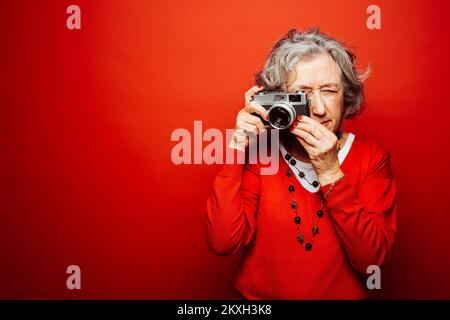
[320, 120, 330, 125]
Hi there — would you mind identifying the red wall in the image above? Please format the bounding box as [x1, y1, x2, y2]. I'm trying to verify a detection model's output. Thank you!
[1, 0, 450, 299]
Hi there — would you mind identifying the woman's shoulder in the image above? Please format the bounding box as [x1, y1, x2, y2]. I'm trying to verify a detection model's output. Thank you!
[352, 133, 390, 158]
[350, 133, 392, 176]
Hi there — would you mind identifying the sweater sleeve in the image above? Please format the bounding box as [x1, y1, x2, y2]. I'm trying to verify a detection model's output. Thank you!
[205, 148, 261, 256]
[319, 147, 397, 275]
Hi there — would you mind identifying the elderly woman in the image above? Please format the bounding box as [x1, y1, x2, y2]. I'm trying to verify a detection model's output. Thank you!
[206, 28, 397, 299]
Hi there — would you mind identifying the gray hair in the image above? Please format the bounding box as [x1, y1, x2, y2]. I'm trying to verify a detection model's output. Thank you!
[255, 28, 371, 119]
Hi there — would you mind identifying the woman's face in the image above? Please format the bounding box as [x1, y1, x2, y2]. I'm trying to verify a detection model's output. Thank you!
[286, 53, 345, 134]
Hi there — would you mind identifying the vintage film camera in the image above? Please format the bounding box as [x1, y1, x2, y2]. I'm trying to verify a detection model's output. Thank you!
[252, 91, 310, 130]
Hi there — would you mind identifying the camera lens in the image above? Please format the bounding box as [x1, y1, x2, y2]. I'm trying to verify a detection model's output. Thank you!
[267, 103, 294, 129]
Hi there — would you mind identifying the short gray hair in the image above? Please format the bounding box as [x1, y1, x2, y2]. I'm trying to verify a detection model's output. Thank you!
[255, 28, 371, 119]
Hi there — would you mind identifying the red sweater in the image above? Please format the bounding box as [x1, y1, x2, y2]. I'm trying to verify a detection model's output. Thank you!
[206, 134, 397, 299]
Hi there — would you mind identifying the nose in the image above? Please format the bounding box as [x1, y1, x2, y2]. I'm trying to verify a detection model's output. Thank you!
[310, 90, 326, 116]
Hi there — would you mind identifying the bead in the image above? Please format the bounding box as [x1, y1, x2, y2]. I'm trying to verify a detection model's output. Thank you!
[312, 181, 319, 188]
[317, 209, 323, 218]
[290, 159, 297, 166]
[305, 243, 312, 251]
[294, 216, 301, 224]
[291, 201, 297, 209]
[288, 185, 295, 192]
[286, 169, 292, 177]
[297, 234, 304, 243]
[285, 154, 292, 161]
[312, 226, 319, 235]
[299, 171, 305, 178]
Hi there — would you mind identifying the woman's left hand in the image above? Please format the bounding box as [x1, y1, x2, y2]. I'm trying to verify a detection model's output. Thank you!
[290, 115, 344, 186]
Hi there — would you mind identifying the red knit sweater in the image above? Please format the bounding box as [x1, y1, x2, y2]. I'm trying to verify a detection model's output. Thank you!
[206, 134, 397, 299]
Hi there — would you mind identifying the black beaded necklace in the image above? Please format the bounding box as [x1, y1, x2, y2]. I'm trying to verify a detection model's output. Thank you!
[284, 130, 344, 251]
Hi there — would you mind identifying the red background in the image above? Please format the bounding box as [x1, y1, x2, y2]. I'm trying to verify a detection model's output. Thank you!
[1, 0, 450, 299]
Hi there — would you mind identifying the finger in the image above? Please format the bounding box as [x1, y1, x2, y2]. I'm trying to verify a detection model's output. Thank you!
[241, 112, 266, 131]
[244, 85, 264, 106]
[297, 115, 331, 132]
[293, 120, 325, 141]
[237, 120, 259, 135]
[290, 126, 320, 147]
[297, 116, 339, 148]
[245, 102, 269, 122]
[242, 118, 267, 135]
[232, 128, 247, 144]
[298, 115, 334, 140]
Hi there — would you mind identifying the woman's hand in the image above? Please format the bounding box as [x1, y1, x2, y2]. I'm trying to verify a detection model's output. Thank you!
[229, 86, 269, 151]
[290, 115, 344, 186]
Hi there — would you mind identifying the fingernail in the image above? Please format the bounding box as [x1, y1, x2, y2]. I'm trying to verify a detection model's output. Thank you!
[290, 127, 295, 132]
[265, 115, 269, 121]
[297, 115, 303, 121]
[293, 121, 299, 127]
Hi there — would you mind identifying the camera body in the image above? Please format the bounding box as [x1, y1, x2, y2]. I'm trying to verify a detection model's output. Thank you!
[252, 91, 310, 130]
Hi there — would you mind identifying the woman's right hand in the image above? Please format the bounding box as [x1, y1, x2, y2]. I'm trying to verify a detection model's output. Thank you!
[230, 86, 269, 151]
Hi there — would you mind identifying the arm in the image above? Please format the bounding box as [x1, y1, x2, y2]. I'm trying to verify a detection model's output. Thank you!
[205, 148, 261, 256]
[320, 149, 397, 275]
